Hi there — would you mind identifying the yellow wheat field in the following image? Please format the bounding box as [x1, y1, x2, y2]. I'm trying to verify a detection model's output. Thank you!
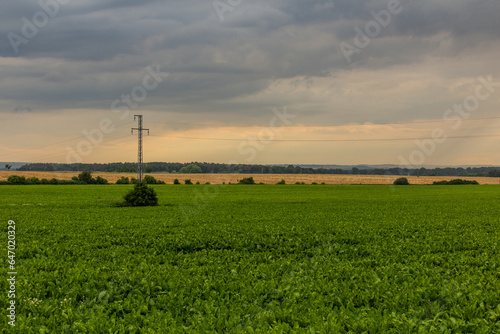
[1, 171, 499, 185]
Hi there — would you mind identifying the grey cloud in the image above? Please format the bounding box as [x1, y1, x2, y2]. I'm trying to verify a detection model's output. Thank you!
[0, 0, 499, 125]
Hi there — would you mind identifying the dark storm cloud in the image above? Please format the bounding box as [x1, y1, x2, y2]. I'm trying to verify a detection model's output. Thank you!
[0, 0, 499, 116]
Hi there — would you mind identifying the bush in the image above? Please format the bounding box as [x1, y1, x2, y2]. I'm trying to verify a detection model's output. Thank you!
[238, 177, 255, 185]
[95, 176, 108, 185]
[196, 181, 200, 185]
[394, 177, 410, 185]
[40, 178, 49, 184]
[205, 182, 211, 185]
[72, 176, 79, 182]
[7, 175, 27, 185]
[122, 182, 159, 207]
[49, 178, 59, 185]
[312, 182, 318, 185]
[143, 175, 158, 184]
[116, 177, 130, 185]
[433, 179, 479, 185]
[276, 179, 286, 185]
[184, 179, 193, 185]
[78, 171, 94, 184]
[27, 177, 40, 184]
[173, 179, 180, 185]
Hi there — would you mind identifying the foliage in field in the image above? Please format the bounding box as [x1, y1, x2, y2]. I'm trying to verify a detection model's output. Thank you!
[238, 177, 255, 184]
[0, 171, 109, 185]
[1, 185, 500, 332]
[143, 175, 165, 185]
[121, 182, 159, 207]
[433, 179, 480, 185]
[116, 176, 130, 184]
[393, 177, 409, 185]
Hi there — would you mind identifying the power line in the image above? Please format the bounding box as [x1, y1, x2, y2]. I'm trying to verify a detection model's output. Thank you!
[159, 132, 500, 143]
[149, 116, 500, 129]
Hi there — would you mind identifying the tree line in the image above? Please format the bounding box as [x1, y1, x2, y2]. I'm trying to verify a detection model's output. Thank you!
[15, 162, 500, 177]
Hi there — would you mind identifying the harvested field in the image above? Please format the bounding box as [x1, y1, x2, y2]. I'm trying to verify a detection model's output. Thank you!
[1, 171, 499, 185]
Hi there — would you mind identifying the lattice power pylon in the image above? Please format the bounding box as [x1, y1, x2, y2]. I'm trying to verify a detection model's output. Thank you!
[131, 115, 149, 183]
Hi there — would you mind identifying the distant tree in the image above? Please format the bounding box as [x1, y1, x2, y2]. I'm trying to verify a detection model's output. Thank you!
[145, 165, 154, 173]
[179, 164, 202, 173]
[78, 171, 94, 184]
[144, 175, 158, 184]
[116, 177, 130, 184]
[238, 177, 255, 185]
[7, 175, 26, 184]
[5, 164, 12, 171]
[95, 176, 108, 185]
[393, 177, 410, 185]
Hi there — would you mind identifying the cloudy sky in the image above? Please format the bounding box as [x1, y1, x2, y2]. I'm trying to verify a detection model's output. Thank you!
[1, 0, 499, 166]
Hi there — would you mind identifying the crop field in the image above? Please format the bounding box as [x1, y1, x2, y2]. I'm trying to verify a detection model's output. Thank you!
[1, 184, 500, 333]
[1, 171, 500, 185]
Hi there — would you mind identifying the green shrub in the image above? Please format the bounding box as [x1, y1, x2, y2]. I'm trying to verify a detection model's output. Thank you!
[49, 178, 59, 185]
[184, 179, 193, 185]
[238, 177, 255, 185]
[116, 177, 130, 185]
[205, 182, 211, 185]
[7, 175, 27, 185]
[196, 181, 200, 185]
[394, 177, 410, 185]
[122, 182, 159, 207]
[433, 179, 479, 185]
[276, 179, 286, 185]
[143, 175, 158, 184]
[95, 176, 108, 185]
[78, 171, 94, 184]
[71, 176, 79, 182]
[312, 182, 318, 185]
[40, 178, 49, 184]
[173, 179, 180, 185]
[27, 177, 40, 184]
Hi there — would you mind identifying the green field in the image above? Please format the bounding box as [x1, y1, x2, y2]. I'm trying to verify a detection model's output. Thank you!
[1, 185, 500, 333]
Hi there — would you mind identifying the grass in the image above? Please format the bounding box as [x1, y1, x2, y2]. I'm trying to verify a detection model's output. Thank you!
[1, 185, 500, 333]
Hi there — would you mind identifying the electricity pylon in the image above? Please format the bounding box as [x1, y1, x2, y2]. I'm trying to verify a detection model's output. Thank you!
[131, 115, 149, 183]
